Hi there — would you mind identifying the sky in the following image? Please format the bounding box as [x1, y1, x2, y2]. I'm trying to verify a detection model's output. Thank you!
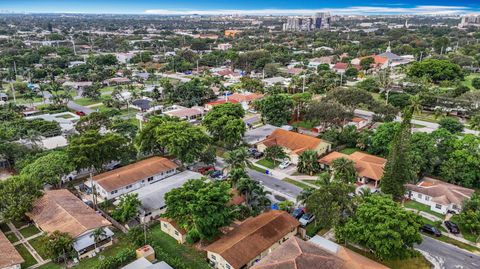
[0, 0, 479, 15]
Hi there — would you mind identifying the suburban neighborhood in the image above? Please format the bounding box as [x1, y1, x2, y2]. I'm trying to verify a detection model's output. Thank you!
[1, 2, 480, 269]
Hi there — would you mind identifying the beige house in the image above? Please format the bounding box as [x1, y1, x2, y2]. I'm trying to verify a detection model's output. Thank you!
[0, 230, 24, 269]
[257, 129, 331, 164]
[205, 210, 300, 269]
[159, 218, 187, 244]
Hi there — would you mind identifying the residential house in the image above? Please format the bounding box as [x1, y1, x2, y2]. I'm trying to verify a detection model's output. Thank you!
[62, 81, 93, 91]
[228, 92, 263, 110]
[252, 236, 388, 269]
[132, 99, 152, 112]
[103, 77, 131, 86]
[319, 151, 386, 188]
[217, 43, 233, 51]
[134, 171, 203, 223]
[262, 77, 289, 87]
[0, 230, 24, 269]
[257, 129, 331, 164]
[244, 124, 280, 145]
[205, 210, 300, 269]
[224, 30, 242, 37]
[159, 218, 187, 244]
[162, 105, 205, 121]
[405, 177, 475, 214]
[345, 116, 370, 130]
[351, 55, 388, 70]
[205, 99, 239, 111]
[27, 189, 114, 260]
[308, 56, 334, 68]
[333, 62, 361, 74]
[92, 157, 178, 200]
[122, 257, 173, 269]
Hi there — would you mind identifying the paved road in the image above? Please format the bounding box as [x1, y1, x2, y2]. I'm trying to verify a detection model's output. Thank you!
[246, 168, 302, 199]
[67, 101, 94, 114]
[416, 236, 480, 269]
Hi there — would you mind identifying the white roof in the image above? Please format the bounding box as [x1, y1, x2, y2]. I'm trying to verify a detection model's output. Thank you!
[41, 135, 68, 150]
[308, 235, 340, 254]
[122, 258, 173, 269]
[73, 227, 114, 252]
[133, 171, 203, 213]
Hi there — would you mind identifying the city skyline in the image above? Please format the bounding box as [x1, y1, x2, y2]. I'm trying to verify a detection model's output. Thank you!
[1, 0, 480, 15]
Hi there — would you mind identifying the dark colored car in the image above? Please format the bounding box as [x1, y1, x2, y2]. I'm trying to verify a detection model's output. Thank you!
[197, 166, 215, 175]
[210, 170, 226, 180]
[420, 224, 442, 237]
[248, 148, 264, 159]
[291, 208, 305, 219]
[444, 221, 460, 234]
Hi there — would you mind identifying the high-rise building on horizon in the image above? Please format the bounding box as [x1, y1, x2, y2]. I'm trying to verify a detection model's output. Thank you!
[459, 15, 480, 28]
[283, 12, 331, 32]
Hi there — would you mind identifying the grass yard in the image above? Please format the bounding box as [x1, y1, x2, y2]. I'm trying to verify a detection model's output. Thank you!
[6, 232, 19, 243]
[29, 236, 49, 259]
[100, 86, 115, 94]
[16, 243, 37, 268]
[292, 120, 316, 129]
[35, 263, 61, 269]
[249, 164, 267, 174]
[450, 215, 479, 243]
[462, 74, 480, 90]
[404, 200, 445, 219]
[420, 217, 447, 232]
[256, 158, 277, 169]
[12, 219, 30, 229]
[149, 225, 210, 269]
[74, 97, 102, 106]
[346, 245, 431, 269]
[19, 225, 41, 238]
[413, 112, 440, 123]
[282, 178, 311, 189]
[339, 147, 359, 155]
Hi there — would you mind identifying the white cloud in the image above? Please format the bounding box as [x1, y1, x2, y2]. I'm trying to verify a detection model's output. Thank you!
[144, 5, 473, 16]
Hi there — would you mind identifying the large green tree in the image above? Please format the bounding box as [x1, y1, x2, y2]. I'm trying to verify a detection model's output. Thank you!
[236, 178, 271, 215]
[112, 193, 141, 223]
[0, 176, 41, 221]
[408, 59, 463, 84]
[42, 231, 74, 262]
[297, 150, 320, 176]
[20, 151, 74, 187]
[335, 195, 423, 260]
[164, 179, 233, 241]
[264, 145, 288, 165]
[203, 103, 246, 148]
[255, 94, 293, 126]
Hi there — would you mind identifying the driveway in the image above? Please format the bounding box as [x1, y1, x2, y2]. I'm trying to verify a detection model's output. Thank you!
[416, 235, 480, 269]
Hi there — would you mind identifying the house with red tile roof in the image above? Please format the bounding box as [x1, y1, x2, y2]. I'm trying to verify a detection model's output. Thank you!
[319, 151, 386, 188]
[0, 230, 24, 269]
[257, 129, 331, 164]
[405, 177, 475, 214]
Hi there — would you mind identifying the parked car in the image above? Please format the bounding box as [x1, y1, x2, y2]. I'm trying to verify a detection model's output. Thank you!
[447, 209, 458, 214]
[210, 170, 226, 180]
[444, 221, 460, 234]
[299, 213, 315, 227]
[248, 148, 263, 159]
[76, 111, 86, 116]
[279, 160, 291, 169]
[420, 224, 442, 237]
[292, 208, 305, 219]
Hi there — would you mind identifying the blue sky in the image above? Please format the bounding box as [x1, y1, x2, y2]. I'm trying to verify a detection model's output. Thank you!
[0, 0, 479, 15]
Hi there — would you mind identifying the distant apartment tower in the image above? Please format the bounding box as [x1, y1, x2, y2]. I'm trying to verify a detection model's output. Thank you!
[459, 15, 480, 28]
[283, 13, 331, 32]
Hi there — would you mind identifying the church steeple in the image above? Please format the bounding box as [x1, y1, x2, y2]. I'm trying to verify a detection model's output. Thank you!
[386, 41, 391, 53]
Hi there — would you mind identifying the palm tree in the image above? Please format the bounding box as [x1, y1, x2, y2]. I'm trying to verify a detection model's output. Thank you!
[469, 114, 480, 131]
[228, 168, 249, 188]
[224, 147, 250, 171]
[90, 228, 107, 251]
[331, 157, 357, 184]
[297, 150, 320, 176]
[264, 145, 288, 166]
[409, 95, 422, 116]
[237, 178, 270, 214]
[297, 187, 314, 204]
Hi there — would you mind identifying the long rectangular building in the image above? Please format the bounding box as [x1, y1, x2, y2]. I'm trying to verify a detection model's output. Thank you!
[92, 157, 178, 200]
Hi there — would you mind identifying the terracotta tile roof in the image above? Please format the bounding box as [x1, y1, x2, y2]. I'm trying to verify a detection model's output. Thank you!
[206, 99, 239, 106]
[228, 189, 246, 206]
[93, 157, 178, 192]
[159, 218, 187, 235]
[405, 177, 474, 206]
[252, 237, 345, 269]
[206, 210, 300, 269]
[27, 189, 111, 238]
[164, 107, 203, 118]
[318, 151, 386, 181]
[0, 230, 24, 268]
[228, 93, 264, 103]
[333, 63, 361, 71]
[259, 129, 326, 155]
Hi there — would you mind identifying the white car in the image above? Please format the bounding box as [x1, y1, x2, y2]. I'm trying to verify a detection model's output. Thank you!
[279, 160, 291, 169]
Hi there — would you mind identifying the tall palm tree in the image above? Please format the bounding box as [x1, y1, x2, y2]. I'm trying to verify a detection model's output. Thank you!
[90, 228, 107, 250]
[297, 150, 320, 176]
[331, 157, 357, 184]
[228, 168, 249, 188]
[409, 95, 422, 116]
[297, 187, 314, 205]
[224, 147, 251, 171]
[237, 178, 270, 214]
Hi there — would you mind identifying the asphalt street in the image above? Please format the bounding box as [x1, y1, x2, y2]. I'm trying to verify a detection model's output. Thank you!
[416, 235, 480, 269]
[246, 168, 302, 199]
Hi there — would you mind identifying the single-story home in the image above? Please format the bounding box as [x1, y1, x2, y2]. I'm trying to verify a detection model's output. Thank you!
[257, 129, 331, 164]
[332, 62, 361, 74]
[27, 189, 114, 260]
[159, 218, 187, 244]
[162, 105, 204, 121]
[133, 171, 203, 223]
[252, 236, 388, 269]
[122, 257, 173, 269]
[103, 77, 131, 86]
[0, 230, 24, 269]
[92, 157, 178, 200]
[405, 177, 475, 214]
[345, 116, 370, 130]
[319, 151, 386, 188]
[244, 124, 280, 145]
[228, 93, 263, 110]
[261, 77, 289, 87]
[205, 210, 300, 269]
[204, 99, 239, 111]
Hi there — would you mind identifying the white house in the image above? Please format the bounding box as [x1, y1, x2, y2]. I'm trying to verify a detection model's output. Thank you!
[92, 157, 178, 200]
[405, 177, 475, 214]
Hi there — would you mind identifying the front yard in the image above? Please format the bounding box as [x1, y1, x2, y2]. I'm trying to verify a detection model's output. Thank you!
[346, 245, 432, 269]
[282, 178, 311, 190]
[256, 158, 277, 169]
[404, 200, 445, 219]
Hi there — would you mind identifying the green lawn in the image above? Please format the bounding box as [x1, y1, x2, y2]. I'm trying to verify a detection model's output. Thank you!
[249, 164, 267, 174]
[74, 97, 102, 106]
[100, 86, 115, 94]
[462, 74, 480, 90]
[256, 158, 277, 169]
[12, 219, 30, 229]
[346, 245, 431, 269]
[282, 178, 311, 189]
[6, 232, 19, 243]
[35, 263, 61, 269]
[412, 112, 440, 123]
[292, 120, 316, 129]
[29, 236, 49, 259]
[19, 225, 41, 238]
[420, 217, 447, 232]
[404, 200, 445, 219]
[450, 215, 479, 243]
[16, 244, 37, 268]
[339, 147, 359, 155]
[149, 225, 210, 269]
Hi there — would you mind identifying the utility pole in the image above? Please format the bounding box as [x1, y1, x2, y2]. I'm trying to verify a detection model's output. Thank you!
[302, 75, 306, 93]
